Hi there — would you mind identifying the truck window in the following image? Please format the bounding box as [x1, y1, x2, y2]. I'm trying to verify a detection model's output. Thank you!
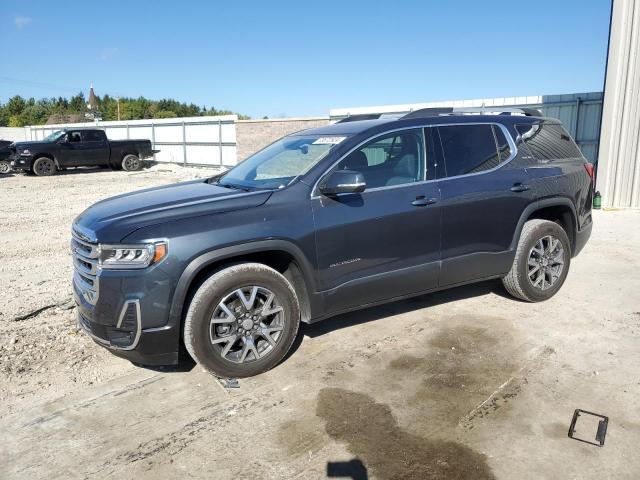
[68, 131, 82, 143]
[438, 124, 500, 176]
[82, 131, 105, 142]
[516, 123, 582, 160]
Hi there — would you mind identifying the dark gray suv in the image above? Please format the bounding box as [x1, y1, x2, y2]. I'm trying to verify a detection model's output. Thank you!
[72, 108, 594, 377]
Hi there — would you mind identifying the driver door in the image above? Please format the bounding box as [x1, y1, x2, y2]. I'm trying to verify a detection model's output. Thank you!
[312, 128, 441, 315]
[59, 130, 84, 167]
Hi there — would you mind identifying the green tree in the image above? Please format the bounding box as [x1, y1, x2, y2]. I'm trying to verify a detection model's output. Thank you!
[154, 110, 177, 118]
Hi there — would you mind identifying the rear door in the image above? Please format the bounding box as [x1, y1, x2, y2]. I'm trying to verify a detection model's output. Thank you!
[435, 123, 536, 286]
[76, 130, 109, 166]
[312, 128, 441, 314]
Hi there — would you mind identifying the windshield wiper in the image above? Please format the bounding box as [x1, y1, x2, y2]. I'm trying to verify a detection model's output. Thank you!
[216, 180, 252, 192]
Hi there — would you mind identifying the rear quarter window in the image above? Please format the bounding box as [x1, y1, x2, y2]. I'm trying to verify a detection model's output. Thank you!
[438, 124, 503, 177]
[516, 123, 582, 160]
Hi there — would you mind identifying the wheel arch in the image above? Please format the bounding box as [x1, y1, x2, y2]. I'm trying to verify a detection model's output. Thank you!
[169, 240, 317, 335]
[511, 198, 578, 255]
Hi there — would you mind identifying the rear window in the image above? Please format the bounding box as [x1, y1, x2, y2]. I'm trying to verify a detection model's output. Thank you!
[516, 123, 582, 160]
[438, 124, 501, 177]
[82, 131, 104, 142]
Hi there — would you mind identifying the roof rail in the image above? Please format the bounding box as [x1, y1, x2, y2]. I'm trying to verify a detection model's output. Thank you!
[399, 106, 542, 120]
[336, 113, 382, 123]
[401, 108, 454, 119]
[449, 107, 543, 117]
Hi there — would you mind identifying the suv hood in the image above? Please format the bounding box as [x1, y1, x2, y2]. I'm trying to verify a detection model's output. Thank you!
[74, 179, 273, 242]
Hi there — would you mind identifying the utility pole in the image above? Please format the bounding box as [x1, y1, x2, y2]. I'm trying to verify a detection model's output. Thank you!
[115, 96, 121, 121]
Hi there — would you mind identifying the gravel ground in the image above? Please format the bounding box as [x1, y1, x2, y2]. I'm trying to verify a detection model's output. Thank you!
[0, 164, 220, 416]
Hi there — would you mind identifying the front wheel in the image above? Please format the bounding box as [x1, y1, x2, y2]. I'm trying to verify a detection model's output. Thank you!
[121, 154, 142, 171]
[32, 157, 56, 176]
[183, 263, 300, 378]
[502, 219, 571, 302]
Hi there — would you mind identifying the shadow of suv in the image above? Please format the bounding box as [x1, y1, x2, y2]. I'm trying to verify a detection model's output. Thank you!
[71, 108, 594, 377]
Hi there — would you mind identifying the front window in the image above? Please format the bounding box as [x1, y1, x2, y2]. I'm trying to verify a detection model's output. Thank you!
[218, 135, 345, 190]
[333, 128, 425, 189]
[42, 131, 65, 142]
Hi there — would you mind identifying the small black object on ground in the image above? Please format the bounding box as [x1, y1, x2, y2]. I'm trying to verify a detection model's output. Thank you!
[568, 409, 608, 446]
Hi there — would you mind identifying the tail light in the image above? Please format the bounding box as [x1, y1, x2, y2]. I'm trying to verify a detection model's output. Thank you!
[584, 163, 595, 184]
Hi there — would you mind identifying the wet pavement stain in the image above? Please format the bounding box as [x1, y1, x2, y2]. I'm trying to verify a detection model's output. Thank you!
[316, 387, 495, 479]
[387, 321, 522, 427]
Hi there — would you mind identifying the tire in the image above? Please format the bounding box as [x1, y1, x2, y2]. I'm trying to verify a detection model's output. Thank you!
[0, 160, 10, 174]
[184, 263, 300, 378]
[502, 219, 571, 302]
[121, 154, 142, 171]
[32, 157, 56, 176]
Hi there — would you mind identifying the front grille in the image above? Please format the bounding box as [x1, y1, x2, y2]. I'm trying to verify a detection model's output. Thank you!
[71, 228, 99, 305]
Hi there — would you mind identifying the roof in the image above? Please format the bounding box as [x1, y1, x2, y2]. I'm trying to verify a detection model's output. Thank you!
[295, 114, 545, 137]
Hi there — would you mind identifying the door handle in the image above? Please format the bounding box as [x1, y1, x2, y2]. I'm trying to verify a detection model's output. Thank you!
[411, 196, 438, 207]
[510, 183, 530, 193]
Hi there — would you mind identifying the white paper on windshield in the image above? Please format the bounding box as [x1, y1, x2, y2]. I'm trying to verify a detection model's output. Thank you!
[312, 136, 346, 145]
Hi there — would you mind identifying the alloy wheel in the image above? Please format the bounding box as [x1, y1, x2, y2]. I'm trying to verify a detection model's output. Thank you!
[527, 235, 565, 290]
[209, 286, 285, 363]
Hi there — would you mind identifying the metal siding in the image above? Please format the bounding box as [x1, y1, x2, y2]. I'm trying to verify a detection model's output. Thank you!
[26, 115, 238, 168]
[598, 0, 640, 208]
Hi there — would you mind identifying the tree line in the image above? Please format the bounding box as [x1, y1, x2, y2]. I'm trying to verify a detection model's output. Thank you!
[0, 93, 248, 127]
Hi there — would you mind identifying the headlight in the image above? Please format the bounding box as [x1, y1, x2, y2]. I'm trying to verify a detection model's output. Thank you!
[99, 242, 167, 269]
[20, 149, 32, 156]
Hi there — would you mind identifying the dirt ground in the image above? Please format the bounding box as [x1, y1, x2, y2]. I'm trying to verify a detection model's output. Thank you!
[1, 167, 639, 479]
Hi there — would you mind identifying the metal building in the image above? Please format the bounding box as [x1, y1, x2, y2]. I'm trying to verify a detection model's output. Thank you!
[598, 0, 640, 208]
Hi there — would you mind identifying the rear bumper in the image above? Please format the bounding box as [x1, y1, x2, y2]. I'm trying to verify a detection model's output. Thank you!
[573, 219, 592, 257]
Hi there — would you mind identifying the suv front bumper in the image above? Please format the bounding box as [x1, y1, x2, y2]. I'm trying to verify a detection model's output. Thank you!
[73, 264, 181, 366]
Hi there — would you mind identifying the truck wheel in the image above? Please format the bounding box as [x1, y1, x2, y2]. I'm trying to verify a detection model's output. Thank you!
[33, 157, 56, 176]
[502, 219, 571, 302]
[0, 160, 10, 174]
[184, 263, 300, 378]
[121, 154, 142, 172]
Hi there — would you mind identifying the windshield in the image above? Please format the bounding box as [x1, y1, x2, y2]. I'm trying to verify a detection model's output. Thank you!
[42, 131, 66, 142]
[218, 134, 346, 189]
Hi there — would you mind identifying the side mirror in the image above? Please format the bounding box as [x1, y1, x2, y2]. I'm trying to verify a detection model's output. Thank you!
[320, 169, 366, 196]
[58, 135, 69, 144]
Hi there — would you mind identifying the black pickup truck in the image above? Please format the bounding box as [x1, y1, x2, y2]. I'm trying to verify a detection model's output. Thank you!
[9, 128, 156, 176]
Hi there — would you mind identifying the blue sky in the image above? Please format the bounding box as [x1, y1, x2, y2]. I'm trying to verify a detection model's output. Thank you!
[1, 0, 612, 118]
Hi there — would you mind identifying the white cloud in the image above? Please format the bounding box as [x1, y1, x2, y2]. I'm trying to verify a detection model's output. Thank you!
[14, 15, 32, 29]
[100, 47, 118, 61]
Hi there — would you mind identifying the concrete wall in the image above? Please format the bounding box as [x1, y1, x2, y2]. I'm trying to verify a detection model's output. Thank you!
[598, 0, 640, 208]
[235, 117, 330, 161]
[0, 127, 27, 142]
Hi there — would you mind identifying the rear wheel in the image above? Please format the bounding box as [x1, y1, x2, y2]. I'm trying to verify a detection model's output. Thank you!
[121, 154, 142, 171]
[502, 219, 571, 302]
[0, 160, 10, 174]
[32, 157, 56, 176]
[184, 263, 300, 378]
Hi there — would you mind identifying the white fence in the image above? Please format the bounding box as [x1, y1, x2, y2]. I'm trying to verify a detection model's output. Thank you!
[27, 115, 238, 167]
[0, 127, 27, 142]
